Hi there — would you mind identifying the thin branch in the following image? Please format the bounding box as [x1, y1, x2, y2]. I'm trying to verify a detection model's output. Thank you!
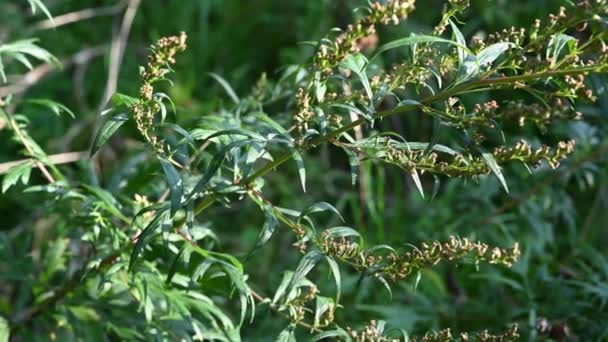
[0, 151, 87, 174]
[1, 109, 55, 183]
[29, 1, 128, 31]
[96, 0, 142, 113]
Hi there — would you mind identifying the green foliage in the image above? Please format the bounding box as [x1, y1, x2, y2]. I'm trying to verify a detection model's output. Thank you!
[1, 0, 608, 341]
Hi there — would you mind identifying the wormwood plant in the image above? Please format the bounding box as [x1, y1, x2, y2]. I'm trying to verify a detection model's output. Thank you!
[1, 0, 608, 340]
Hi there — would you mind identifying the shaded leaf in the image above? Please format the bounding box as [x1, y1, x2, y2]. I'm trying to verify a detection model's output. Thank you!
[130, 210, 169, 270]
[159, 158, 183, 217]
[326, 256, 342, 303]
[298, 202, 344, 224]
[209, 73, 240, 104]
[247, 206, 279, 258]
[90, 113, 129, 157]
[288, 250, 324, 291]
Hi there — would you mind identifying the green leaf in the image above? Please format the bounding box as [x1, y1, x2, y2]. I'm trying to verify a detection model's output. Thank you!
[272, 271, 295, 304]
[373, 34, 472, 59]
[449, 19, 467, 65]
[313, 329, 351, 341]
[458, 42, 514, 82]
[166, 247, 185, 284]
[340, 54, 373, 101]
[130, 210, 169, 270]
[209, 73, 240, 104]
[0, 39, 58, 82]
[477, 42, 514, 66]
[27, 99, 75, 118]
[82, 184, 129, 223]
[110, 93, 139, 108]
[247, 206, 279, 258]
[326, 256, 342, 303]
[159, 158, 183, 217]
[288, 250, 324, 291]
[410, 169, 425, 199]
[324, 227, 361, 242]
[187, 140, 252, 201]
[330, 103, 371, 121]
[2, 160, 33, 193]
[276, 326, 296, 342]
[0, 315, 9, 342]
[314, 296, 334, 327]
[377, 275, 393, 301]
[27, 0, 54, 21]
[90, 113, 129, 157]
[547, 33, 576, 67]
[343, 147, 360, 186]
[298, 202, 344, 224]
[291, 149, 306, 193]
[482, 152, 509, 193]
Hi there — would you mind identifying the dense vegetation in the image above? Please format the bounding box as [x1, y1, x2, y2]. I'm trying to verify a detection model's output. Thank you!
[1, 0, 607, 341]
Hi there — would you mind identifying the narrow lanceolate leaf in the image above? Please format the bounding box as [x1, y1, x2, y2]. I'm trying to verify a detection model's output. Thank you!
[377, 275, 393, 301]
[459, 42, 514, 82]
[373, 34, 472, 59]
[410, 169, 425, 199]
[187, 140, 252, 201]
[27, 0, 54, 21]
[449, 19, 467, 65]
[339, 54, 373, 101]
[159, 158, 183, 217]
[288, 250, 324, 291]
[324, 227, 362, 243]
[130, 210, 169, 270]
[90, 113, 129, 157]
[476, 42, 515, 66]
[343, 147, 360, 186]
[312, 328, 350, 341]
[166, 247, 185, 284]
[27, 99, 75, 118]
[247, 206, 279, 258]
[482, 152, 509, 193]
[272, 271, 294, 304]
[2, 160, 33, 193]
[110, 93, 139, 108]
[209, 73, 240, 104]
[325, 256, 342, 303]
[298, 202, 345, 224]
[291, 149, 306, 193]
[547, 33, 576, 67]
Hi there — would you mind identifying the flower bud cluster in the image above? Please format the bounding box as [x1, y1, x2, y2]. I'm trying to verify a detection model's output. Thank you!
[346, 320, 399, 342]
[381, 236, 520, 282]
[131, 32, 187, 154]
[312, 0, 416, 76]
[379, 139, 576, 177]
[315, 232, 519, 283]
[493, 139, 575, 169]
[411, 325, 519, 342]
[457, 99, 582, 131]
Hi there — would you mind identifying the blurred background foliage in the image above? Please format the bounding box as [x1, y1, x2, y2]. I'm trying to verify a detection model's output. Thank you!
[0, 0, 607, 340]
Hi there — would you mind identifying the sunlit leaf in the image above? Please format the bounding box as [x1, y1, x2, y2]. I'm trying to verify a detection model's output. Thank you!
[481, 152, 509, 193]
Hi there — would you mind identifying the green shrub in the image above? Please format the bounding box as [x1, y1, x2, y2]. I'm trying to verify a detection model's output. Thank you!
[1, 0, 607, 340]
